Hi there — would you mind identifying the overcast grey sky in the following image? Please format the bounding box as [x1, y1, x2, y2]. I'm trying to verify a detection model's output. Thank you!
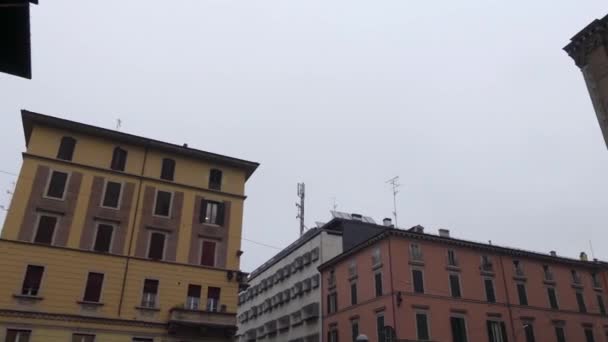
[1, 1, 607, 271]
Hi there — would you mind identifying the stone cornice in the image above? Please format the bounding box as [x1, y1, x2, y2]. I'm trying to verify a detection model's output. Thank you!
[564, 14, 608, 67]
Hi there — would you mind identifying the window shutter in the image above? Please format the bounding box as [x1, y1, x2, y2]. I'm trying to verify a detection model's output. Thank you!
[216, 202, 225, 226]
[199, 199, 207, 223]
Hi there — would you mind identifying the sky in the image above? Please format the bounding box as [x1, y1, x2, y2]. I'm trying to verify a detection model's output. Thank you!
[1, 1, 607, 272]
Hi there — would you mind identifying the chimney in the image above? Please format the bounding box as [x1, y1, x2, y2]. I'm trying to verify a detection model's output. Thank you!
[410, 225, 424, 233]
[351, 213, 362, 221]
[580, 252, 588, 261]
[438, 229, 450, 238]
[183, 143, 189, 148]
[550, 251, 557, 257]
[382, 218, 393, 227]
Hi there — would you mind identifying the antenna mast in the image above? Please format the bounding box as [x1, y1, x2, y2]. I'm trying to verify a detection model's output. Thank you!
[116, 118, 122, 131]
[386, 176, 400, 227]
[296, 183, 305, 236]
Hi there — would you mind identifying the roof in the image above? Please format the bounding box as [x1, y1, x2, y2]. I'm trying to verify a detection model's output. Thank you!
[21, 110, 259, 179]
[564, 14, 608, 67]
[248, 227, 340, 281]
[319, 227, 606, 271]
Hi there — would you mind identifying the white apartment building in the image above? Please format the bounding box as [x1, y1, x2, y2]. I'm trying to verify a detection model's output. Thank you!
[236, 227, 343, 342]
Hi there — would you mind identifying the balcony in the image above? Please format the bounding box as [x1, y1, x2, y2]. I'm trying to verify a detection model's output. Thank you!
[278, 315, 290, 331]
[168, 307, 236, 337]
[302, 302, 320, 321]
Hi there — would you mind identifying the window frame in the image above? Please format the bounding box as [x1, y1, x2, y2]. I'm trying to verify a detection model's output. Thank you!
[92, 222, 115, 253]
[447, 249, 457, 266]
[131, 338, 154, 342]
[20, 264, 46, 297]
[72, 333, 96, 342]
[374, 270, 383, 297]
[350, 281, 357, 306]
[100, 180, 123, 210]
[110, 147, 128, 171]
[450, 315, 469, 342]
[208, 168, 223, 190]
[484, 277, 496, 303]
[412, 268, 425, 294]
[376, 311, 385, 342]
[516, 282, 528, 306]
[32, 213, 60, 245]
[449, 272, 462, 298]
[43, 169, 70, 200]
[5, 329, 32, 342]
[146, 231, 167, 261]
[410, 243, 423, 261]
[547, 286, 560, 310]
[554, 325, 566, 342]
[200, 199, 224, 226]
[415, 311, 431, 341]
[152, 190, 173, 218]
[350, 318, 359, 342]
[57, 136, 76, 161]
[160, 158, 176, 181]
[141, 278, 160, 308]
[576, 290, 587, 313]
[81, 271, 105, 303]
[199, 238, 218, 267]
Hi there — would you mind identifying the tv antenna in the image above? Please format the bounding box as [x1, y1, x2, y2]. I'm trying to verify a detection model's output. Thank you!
[331, 197, 338, 211]
[386, 176, 400, 227]
[296, 183, 305, 236]
[116, 118, 122, 131]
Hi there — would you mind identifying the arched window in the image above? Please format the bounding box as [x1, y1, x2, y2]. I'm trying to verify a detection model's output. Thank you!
[209, 169, 222, 190]
[56, 136, 76, 161]
[110, 147, 127, 171]
[160, 158, 175, 181]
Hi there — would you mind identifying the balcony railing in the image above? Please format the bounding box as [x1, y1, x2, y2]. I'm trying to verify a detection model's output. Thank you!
[169, 307, 236, 329]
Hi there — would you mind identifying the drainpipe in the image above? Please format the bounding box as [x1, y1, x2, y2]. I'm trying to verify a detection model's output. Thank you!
[498, 254, 517, 342]
[117, 143, 149, 316]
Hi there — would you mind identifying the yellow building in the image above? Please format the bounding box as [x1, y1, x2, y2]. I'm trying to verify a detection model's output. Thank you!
[0, 110, 259, 342]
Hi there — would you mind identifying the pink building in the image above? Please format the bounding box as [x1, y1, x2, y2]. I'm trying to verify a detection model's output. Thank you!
[320, 227, 608, 342]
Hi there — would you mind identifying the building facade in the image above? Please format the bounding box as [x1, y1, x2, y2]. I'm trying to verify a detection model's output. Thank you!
[0, 110, 259, 341]
[565, 14, 608, 149]
[236, 228, 343, 342]
[320, 227, 608, 342]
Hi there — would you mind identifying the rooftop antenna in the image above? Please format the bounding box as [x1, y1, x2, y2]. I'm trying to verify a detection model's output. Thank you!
[589, 240, 596, 259]
[386, 176, 400, 227]
[296, 183, 305, 236]
[116, 118, 122, 131]
[332, 197, 338, 211]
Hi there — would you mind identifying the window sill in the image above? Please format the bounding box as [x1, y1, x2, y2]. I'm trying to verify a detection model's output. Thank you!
[571, 283, 584, 289]
[480, 270, 495, 277]
[77, 300, 104, 306]
[513, 275, 527, 282]
[13, 294, 43, 301]
[593, 286, 604, 292]
[42, 195, 66, 202]
[543, 279, 557, 285]
[201, 223, 222, 228]
[446, 265, 461, 272]
[136, 306, 161, 312]
[152, 214, 171, 219]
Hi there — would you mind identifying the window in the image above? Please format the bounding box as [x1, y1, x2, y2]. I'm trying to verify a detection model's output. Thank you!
[598, 295, 606, 315]
[328, 327, 338, 342]
[481, 255, 493, 272]
[376, 312, 385, 342]
[543, 265, 554, 281]
[72, 334, 95, 342]
[449, 274, 461, 298]
[46, 170, 68, 199]
[147, 232, 165, 260]
[83, 272, 104, 302]
[209, 169, 222, 190]
[154, 190, 172, 217]
[413, 269, 424, 293]
[199, 200, 225, 226]
[5, 329, 31, 342]
[351, 319, 359, 342]
[585, 328, 595, 342]
[160, 158, 175, 181]
[132, 339, 153, 342]
[524, 323, 535, 342]
[350, 282, 357, 305]
[513, 260, 524, 277]
[102, 181, 122, 208]
[375, 272, 383, 297]
[186, 284, 201, 310]
[348, 260, 357, 278]
[592, 272, 601, 288]
[93, 224, 113, 253]
[110, 147, 127, 171]
[416, 312, 430, 340]
[34, 215, 57, 244]
[576, 291, 587, 313]
[372, 247, 381, 266]
[487, 321, 507, 342]
[200, 240, 217, 267]
[327, 292, 337, 314]
[141, 279, 159, 308]
[448, 249, 457, 266]
[21, 265, 44, 296]
[450, 316, 468, 342]
[484, 278, 496, 303]
[571, 269, 581, 284]
[207, 287, 221, 312]
[555, 326, 566, 342]
[517, 283, 528, 306]
[57, 136, 76, 161]
[547, 287, 559, 309]
[410, 243, 423, 261]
